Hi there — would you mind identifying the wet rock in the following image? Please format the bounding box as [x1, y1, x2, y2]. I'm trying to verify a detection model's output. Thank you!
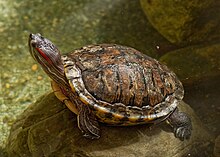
[140, 0, 220, 45]
[184, 76, 220, 138]
[6, 92, 214, 157]
[159, 43, 220, 84]
[214, 135, 220, 157]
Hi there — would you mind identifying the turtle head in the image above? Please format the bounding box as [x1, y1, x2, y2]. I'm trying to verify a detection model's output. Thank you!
[29, 33, 68, 87]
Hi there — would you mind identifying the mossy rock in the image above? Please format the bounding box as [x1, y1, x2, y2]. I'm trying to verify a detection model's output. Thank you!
[140, 0, 220, 45]
[160, 43, 220, 84]
[6, 92, 214, 157]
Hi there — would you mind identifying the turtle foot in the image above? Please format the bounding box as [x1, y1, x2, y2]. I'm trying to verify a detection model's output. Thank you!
[174, 125, 191, 141]
[77, 105, 100, 139]
[168, 108, 192, 141]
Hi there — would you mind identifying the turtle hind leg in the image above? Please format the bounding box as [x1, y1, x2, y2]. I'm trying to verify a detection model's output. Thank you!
[167, 108, 192, 141]
[77, 105, 100, 139]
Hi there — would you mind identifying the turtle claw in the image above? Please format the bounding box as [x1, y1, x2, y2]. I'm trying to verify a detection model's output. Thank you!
[83, 132, 100, 139]
[174, 126, 191, 141]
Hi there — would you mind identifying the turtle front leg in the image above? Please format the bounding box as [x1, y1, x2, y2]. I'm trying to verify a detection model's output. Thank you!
[76, 100, 100, 139]
[167, 108, 192, 141]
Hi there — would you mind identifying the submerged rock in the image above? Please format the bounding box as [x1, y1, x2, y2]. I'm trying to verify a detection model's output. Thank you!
[159, 43, 220, 84]
[6, 92, 214, 157]
[140, 0, 220, 45]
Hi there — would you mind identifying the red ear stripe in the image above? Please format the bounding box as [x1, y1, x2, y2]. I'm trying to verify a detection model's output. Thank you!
[36, 48, 53, 64]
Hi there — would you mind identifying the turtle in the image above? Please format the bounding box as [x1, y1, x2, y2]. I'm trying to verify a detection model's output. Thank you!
[29, 33, 192, 141]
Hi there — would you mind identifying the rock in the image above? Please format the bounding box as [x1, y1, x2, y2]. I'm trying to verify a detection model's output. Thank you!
[6, 92, 214, 157]
[214, 135, 220, 157]
[140, 0, 220, 45]
[159, 43, 220, 84]
[94, 0, 176, 58]
[184, 76, 220, 137]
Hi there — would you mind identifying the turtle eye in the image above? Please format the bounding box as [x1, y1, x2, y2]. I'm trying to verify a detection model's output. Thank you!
[36, 33, 42, 37]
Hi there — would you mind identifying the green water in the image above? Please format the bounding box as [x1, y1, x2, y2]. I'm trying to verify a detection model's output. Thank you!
[1, 0, 219, 156]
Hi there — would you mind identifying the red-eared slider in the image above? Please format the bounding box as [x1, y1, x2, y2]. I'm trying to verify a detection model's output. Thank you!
[29, 33, 192, 140]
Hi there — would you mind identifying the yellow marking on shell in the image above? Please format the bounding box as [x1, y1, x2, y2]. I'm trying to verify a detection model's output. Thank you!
[79, 95, 90, 105]
[68, 80, 76, 93]
[113, 113, 124, 119]
[139, 114, 154, 122]
[146, 116, 154, 121]
[63, 64, 68, 68]
[128, 116, 139, 123]
[97, 112, 123, 122]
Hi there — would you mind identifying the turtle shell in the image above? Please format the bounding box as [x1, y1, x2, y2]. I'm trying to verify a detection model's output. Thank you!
[64, 44, 184, 125]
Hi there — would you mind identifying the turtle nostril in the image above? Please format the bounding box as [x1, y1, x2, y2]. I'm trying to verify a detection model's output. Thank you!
[29, 33, 33, 38]
[30, 33, 36, 40]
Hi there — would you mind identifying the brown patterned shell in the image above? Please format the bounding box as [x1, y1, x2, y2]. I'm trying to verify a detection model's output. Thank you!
[66, 44, 184, 110]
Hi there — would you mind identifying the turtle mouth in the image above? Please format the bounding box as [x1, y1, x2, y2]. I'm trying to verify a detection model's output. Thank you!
[29, 35, 37, 61]
[29, 33, 43, 48]
[29, 34, 37, 47]
[28, 33, 43, 61]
